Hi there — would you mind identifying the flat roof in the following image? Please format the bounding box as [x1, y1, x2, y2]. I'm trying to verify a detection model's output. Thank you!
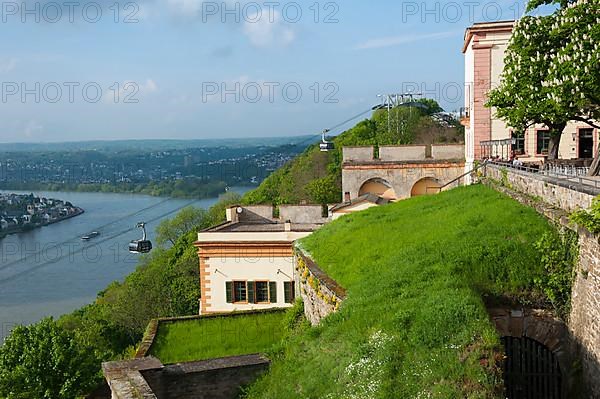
[205, 221, 323, 233]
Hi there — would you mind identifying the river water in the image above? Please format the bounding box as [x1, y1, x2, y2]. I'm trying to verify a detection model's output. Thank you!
[0, 189, 248, 341]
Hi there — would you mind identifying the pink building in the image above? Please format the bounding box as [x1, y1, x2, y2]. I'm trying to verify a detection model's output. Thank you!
[462, 21, 598, 170]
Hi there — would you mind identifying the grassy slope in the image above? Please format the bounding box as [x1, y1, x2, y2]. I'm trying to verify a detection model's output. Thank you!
[246, 185, 556, 398]
[149, 311, 287, 364]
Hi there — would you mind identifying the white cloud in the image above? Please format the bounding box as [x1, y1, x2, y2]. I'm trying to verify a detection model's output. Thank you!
[0, 58, 17, 73]
[141, 79, 158, 93]
[166, 0, 204, 17]
[243, 10, 295, 48]
[356, 31, 459, 50]
[24, 120, 43, 138]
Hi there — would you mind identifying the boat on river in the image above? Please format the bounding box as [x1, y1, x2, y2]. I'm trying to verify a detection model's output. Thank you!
[81, 231, 100, 240]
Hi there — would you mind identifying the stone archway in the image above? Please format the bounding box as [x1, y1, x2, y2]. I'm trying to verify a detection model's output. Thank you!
[410, 177, 442, 197]
[488, 308, 572, 398]
[359, 178, 397, 200]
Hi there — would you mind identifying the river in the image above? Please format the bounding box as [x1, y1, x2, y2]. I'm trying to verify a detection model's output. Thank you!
[0, 189, 249, 341]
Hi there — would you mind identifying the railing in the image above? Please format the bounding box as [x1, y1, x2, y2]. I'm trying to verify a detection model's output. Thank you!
[436, 160, 489, 192]
[545, 163, 590, 177]
[487, 161, 600, 190]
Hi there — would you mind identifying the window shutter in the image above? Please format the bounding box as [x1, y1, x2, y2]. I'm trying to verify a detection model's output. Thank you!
[269, 282, 277, 303]
[247, 281, 255, 304]
[284, 282, 295, 304]
[226, 282, 233, 303]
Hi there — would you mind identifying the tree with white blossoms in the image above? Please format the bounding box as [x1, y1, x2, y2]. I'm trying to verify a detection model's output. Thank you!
[487, 0, 600, 175]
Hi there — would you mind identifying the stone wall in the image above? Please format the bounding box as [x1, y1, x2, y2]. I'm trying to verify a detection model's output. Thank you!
[431, 144, 465, 160]
[101, 355, 270, 399]
[379, 145, 426, 161]
[484, 164, 597, 212]
[484, 176, 600, 397]
[295, 250, 346, 326]
[142, 355, 270, 399]
[342, 144, 466, 163]
[569, 229, 600, 398]
[279, 205, 326, 224]
[343, 146, 374, 162]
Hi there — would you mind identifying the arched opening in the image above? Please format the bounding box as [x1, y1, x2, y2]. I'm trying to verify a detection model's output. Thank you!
[502, 336, 563, 399]
[358, 178, 397, 200]
[410, 178, 442, 197]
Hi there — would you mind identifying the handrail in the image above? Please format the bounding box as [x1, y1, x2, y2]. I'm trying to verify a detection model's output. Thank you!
[487, 161, 600, 190]
[437, 160, 489, 191]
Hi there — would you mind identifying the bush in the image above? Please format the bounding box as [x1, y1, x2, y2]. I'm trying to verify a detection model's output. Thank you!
[0, 318, 100, 399]
[571, 196, 600, 234]
[534, 230, 579, 317]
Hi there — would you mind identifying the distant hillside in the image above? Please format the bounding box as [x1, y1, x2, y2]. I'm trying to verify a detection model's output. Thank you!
[243, 101, 464, 205]
[0, 136, 314, 153]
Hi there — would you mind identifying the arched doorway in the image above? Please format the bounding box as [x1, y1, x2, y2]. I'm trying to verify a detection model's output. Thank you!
[359, 178, 397, 200]
[502, 336, 563, 399]
[410, 178, 442, 197]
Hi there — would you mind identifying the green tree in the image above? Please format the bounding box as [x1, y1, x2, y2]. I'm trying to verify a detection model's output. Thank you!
[0, 318, 100, 399]
[156, 206, 208, 247]
[417, 98, 444, 115]
[306, 175, 340, 205]
[486, 14, 567, 159]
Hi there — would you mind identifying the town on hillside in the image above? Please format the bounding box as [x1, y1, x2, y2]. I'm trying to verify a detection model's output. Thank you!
[0, 193, 82, 237]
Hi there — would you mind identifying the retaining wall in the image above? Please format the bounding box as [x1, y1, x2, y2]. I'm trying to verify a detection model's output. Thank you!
[485, 164, 596, 212]
[569, 230, 600, 398]
[295, 250, 346, 326]
[484, 176, 600, 397]
[141, 355, 270, 399]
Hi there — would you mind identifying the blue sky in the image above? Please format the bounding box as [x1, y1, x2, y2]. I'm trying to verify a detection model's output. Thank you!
[0, 0, 533, 143]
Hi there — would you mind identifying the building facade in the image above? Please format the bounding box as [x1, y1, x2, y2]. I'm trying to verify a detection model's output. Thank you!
[195, 205, 327, 314]
[462, 21, 598, 170]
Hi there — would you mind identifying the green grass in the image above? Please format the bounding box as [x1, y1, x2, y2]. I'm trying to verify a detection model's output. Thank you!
[148, 310, 287, 364]
[245, 185, 558, 398]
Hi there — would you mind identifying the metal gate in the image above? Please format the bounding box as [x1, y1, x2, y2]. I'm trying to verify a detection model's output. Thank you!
[502, 336, 562, 399]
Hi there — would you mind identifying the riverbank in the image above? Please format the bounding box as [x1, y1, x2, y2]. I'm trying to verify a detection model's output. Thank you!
[0, 180, 255, 200]
[0, 207, 85, 240]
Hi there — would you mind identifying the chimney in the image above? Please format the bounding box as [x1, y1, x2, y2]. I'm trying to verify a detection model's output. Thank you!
[344, 192, 351, 202]
[226, 206, 241, 223]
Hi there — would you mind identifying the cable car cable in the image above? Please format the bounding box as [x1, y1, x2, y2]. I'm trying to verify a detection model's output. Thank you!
[292, 106, 377, 149]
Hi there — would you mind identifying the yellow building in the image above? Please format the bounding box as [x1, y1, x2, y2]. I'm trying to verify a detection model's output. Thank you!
[195, 205, 327, 314]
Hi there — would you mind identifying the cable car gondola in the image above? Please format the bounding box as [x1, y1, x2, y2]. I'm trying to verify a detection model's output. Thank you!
[129, 222, 153, 254]
[320, 129, 335, 152]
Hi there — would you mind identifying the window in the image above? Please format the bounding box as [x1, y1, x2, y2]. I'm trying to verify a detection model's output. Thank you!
[233, 281, 247, 303]
[255, 281, 269, 303]
[226, 281, 277, 304]
[512, 132, 525, 155]
[579, 128, 594, 159]
[284, 281, 296, 304]
[536, 130, 551, 154]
